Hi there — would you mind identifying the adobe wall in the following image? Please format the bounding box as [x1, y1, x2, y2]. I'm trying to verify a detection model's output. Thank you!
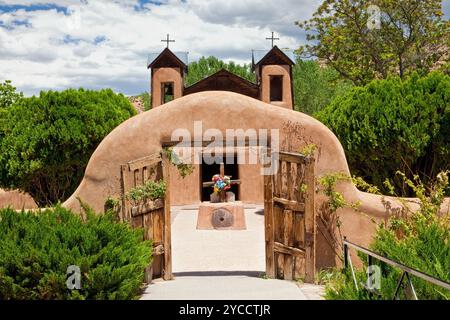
[62, 91, 449, 269]
[0, 188, 37, 210]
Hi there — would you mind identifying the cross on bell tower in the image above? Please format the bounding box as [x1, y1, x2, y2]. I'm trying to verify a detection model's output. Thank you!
[265, 31, 280, 48]
[161, 34, 175, 48]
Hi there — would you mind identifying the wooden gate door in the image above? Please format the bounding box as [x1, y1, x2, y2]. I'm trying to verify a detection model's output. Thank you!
[120, 152, 172, 281]
[264, 151, 315, 282]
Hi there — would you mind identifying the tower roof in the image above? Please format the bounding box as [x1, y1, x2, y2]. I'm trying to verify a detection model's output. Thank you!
[147, 48, 188, 70]
[252, 46, 296, 69]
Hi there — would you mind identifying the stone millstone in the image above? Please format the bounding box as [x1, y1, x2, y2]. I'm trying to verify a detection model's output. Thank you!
[197, 201, 246, 230]
[211, 208, 234, 229]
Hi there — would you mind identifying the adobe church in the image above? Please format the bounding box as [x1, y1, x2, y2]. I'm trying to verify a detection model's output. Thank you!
[146, 39, 297, 205]
[63, 35, 416, 274]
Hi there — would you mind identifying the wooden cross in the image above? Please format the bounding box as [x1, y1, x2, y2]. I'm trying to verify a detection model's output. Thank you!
[202, 163, 241, 202]
[161, 34, 175, 48]
[266, 31, 279, 48]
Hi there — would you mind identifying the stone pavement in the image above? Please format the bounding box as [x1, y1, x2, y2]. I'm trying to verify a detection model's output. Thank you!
[141, 205, 324, 300]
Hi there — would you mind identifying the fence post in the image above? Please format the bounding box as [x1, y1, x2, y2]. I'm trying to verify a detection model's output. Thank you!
[343, 236, 348, 269]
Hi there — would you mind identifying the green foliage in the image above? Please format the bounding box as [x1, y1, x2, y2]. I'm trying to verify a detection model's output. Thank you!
[293, 60, 352, 115]
[138, 92, 152, 111]
[316, 71, 450, 196]
[0, 80, 23, 131]
[185, 56, 255, 87]
[318, 172, 360, 213]
[126, 180, 166, 207]
[0, 88, 136, 206]
[324, 172, 450, 300]
[104, 196, 120, 214]
[0, 206, 152, 300]
[316, 172, 362, 260]
[299, 143, 318, 157]
[297, 0, 449, 85]
[0, 80, 23, 109]
[163, 147, 194, 178]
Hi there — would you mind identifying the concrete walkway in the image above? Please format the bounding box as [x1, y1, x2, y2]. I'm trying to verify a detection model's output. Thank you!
[141, 205, 324, 300]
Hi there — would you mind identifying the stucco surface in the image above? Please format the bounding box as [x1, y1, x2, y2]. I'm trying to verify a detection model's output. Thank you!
[62, 91, 449, 268]
[0, 188, 37, 210]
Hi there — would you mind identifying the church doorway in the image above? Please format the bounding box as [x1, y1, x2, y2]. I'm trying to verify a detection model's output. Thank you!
[200, 154, 240, 202]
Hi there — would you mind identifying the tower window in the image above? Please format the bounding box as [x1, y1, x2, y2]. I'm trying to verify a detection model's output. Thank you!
[161, 82, 174, 104]
[269, 75, 283, 102]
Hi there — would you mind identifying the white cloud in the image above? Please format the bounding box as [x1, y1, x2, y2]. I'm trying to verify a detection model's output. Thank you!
[0, 0, 321, 96]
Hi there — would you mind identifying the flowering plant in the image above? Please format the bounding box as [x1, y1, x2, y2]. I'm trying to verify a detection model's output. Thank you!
[212, 174, 231, 194]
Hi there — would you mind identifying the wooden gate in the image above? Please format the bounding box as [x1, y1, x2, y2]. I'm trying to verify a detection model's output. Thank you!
[264, 151, 315, 282]
[120, 152, 172, 281]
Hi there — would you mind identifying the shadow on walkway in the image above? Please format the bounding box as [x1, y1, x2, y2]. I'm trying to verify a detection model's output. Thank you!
[173, 270, 264, 277]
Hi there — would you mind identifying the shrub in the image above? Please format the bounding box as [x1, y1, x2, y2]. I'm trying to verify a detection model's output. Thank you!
[0, 88, 136, 206]
[316, 71, 450, 196]
[0, 206, 152, 300]
[324, 172, 450, 300]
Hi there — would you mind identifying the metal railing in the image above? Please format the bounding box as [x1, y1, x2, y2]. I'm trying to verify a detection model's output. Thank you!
[343, 237, 450, 300]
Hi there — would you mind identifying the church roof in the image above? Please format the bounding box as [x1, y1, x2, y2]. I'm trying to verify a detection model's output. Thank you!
[252, 46, 296, 68]
[184, 68, 259, 99]
[147, 48, 189, 69]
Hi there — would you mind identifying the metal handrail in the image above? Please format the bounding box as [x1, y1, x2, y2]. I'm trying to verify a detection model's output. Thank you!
[343, 237, 450, 299]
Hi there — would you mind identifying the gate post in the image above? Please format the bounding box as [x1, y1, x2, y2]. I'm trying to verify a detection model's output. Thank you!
[161, 151, 173, 280]
[264, 172, 275, 278]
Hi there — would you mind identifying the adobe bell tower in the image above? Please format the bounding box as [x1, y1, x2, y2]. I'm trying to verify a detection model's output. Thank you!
[252, 41, 296, 109]
[147, 36, 188, 107]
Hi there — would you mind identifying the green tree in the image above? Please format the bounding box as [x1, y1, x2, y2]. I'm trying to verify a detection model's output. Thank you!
[185, 56, 255, 86]
[293, 59, 352, 115]
[0, 80, 23, 128]
[138, 92, 151, 111]
[0, 88, 136, 206]
[297, 0, 449, 85]
[316, 71, 450, 196]
[0, 80, 23, 109]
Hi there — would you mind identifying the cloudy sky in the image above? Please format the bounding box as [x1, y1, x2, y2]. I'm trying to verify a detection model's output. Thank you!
[0, 0, 449, 96]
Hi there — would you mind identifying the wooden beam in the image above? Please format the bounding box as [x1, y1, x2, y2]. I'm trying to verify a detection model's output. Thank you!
[128, 154, 162, 171]
[273, 197, 305, 212]
[161, 138, 270, 148]
[279, 151, 311, 164]
[130, 199, 164, 217]
[274, 241, 305, 257]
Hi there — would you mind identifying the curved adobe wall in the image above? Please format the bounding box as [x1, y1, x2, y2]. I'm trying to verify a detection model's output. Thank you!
[62, 91, 449, 268]
[0, 188, 37, 210]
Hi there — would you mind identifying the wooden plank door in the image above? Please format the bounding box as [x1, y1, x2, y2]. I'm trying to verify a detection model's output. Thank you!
[120, 152, 172, 281]
[264, 151, 315, 282]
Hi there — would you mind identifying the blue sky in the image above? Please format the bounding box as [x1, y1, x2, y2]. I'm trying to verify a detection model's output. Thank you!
[0, 0, 449, 96]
